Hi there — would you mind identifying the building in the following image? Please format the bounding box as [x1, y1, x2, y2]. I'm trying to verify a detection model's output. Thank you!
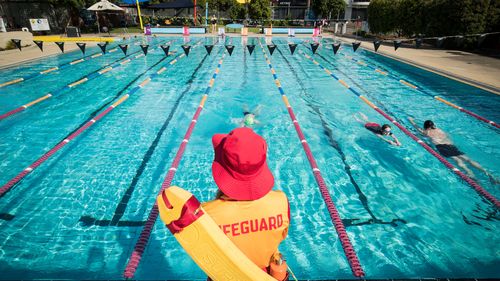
[344, 0, 370, 20]
[271, 0, 370, 21]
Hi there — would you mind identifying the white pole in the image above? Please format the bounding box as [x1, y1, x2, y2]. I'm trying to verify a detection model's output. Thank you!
[96, 11, 101, 35]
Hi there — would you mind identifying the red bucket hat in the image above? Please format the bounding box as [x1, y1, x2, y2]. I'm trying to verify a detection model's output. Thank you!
[212, 127, 274, 201]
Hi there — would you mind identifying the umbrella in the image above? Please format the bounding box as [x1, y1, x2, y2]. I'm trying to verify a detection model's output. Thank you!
[87, 0, 124, 35]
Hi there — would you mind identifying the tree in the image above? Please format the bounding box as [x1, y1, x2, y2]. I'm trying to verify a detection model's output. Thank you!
[367, 0, 400, 34]
[397, 0, 425, 37]
[48, 0, 91, 26]
[248, 0, 271, 20]
[422, 0, 492, 36]
[198, 0, 234, 17]
[485, 0, 500, 32]
[229, 2, 246, 20]
[311, 0, 346, 19]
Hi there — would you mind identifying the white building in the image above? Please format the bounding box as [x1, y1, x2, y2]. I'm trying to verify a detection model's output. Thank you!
[344, 0, 370, 20]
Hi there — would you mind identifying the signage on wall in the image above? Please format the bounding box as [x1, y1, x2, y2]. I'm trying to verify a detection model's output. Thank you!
[29, 18, 50, 31]
[0, 17, 6, 32]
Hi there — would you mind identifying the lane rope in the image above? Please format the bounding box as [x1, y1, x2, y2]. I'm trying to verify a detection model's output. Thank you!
[300, 50, 500, 209]
[258, 41, 365, 278]
[333, 50, 499, 129]
[0, 45, 124, 88]
[0, 42, 198, 199]
[0, 39, 174, 121]
[123, 50, 227, 279]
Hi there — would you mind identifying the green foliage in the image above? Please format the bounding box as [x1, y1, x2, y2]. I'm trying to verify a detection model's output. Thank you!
[228, 2, 246, 20]
[397, 0, 425, 37]
[485, 0, 500, 32]
[423, 0, 490, 36]
[311, 0, 346, 19]
[367, 0, 400, 34]
[368, 0, 498, 37]
[249, 0, 271, 20]
[198, 0, 234, 15]
[47, 0, 116, 9]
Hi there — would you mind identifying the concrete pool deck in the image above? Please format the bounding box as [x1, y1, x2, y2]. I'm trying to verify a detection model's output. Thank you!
[1, 32, 499, 95]
[334, 36, 500, 95]
[0, 32, 121, 69]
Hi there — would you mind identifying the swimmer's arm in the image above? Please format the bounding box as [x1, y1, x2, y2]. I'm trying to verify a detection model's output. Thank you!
[375, 134, 396, 145]
[408, 117, 424, 135]
[254, 119, 261, 125]
[391, 134, 401, 146]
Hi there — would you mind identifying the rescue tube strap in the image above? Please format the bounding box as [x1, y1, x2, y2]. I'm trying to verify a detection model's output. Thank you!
[165, 195, 204, 234]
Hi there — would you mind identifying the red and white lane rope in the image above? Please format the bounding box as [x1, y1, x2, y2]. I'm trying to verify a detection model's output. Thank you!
[300, 50, 500, 209]
[258, 42, 365, 278]
[0, 47, 119, 88]
[0, 45, 194, 199]
[0, 39, 174, 121]
[123, 51, 227, 279]
[336, 52, 499, 129]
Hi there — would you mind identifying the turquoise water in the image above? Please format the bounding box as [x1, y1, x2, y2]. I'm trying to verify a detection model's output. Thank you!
[0, 36, 498, 280]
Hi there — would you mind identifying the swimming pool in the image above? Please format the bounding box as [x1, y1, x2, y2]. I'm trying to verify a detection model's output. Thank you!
[0, 35, 498, 280]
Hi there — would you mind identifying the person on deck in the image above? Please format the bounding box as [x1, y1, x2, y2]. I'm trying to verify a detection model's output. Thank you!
[211, 15, 217, 33]
[203, 127, 291, 280]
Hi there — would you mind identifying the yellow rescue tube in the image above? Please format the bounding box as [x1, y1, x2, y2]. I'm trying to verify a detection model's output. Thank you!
[157, 186, 276, 281]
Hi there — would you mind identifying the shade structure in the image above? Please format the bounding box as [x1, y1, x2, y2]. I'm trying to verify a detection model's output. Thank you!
[88, 0, 124, 11]
[87, 0, 124, 34]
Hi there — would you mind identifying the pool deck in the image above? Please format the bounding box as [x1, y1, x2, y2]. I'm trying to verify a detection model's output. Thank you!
[1, 32, 499, 96]
[0, 32, 117, 69]
[334, 36, 500, 95]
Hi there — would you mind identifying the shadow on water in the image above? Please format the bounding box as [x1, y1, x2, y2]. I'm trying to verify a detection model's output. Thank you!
[0, 55, 170, 202]
[0, 213, 14, 220]
[461, 203, 499, 230]
[274, 43, 406, 228]
[79, 53, 210, 227]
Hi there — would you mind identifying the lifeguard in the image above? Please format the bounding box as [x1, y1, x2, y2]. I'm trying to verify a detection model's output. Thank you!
[202, 127, 291, 280]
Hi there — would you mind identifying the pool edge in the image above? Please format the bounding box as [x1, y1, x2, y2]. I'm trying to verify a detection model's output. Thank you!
[336, 37, 500, 96]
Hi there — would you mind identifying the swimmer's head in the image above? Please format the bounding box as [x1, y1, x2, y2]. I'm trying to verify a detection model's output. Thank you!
[381, 124, 391, 135]
[244, 115, 255, 127]
[424, 120, 435, 130]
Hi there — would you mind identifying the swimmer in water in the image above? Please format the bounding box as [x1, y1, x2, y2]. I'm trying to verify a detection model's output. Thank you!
[239, 105, 262, 128]
[409, 117, 498, 184]
[355, 113, 401, 146]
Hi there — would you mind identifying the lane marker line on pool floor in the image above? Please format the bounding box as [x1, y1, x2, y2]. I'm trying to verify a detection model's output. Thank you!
[0, 39, 175, 122]
[123, 49, 227, 279]
[299, 50, 500, 209]
[0, 42, 199, 199]
[258, 41, 365, 278]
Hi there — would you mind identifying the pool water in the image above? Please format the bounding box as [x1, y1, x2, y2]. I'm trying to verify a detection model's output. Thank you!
[0, 36, 498, 280]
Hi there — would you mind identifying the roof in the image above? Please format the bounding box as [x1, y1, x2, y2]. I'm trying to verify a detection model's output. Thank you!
[149, 0, 196, 9]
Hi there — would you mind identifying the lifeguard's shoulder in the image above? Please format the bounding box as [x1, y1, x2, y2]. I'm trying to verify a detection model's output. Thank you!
[202, 190, 288, 210]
